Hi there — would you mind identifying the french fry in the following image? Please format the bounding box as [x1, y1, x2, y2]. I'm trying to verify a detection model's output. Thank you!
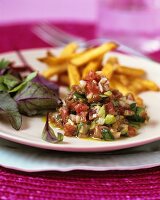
[38, 54, 76, 66]
[42, 64, 67, 78]
[67, 63, 80, 87]
[102, 63, 115, 79]
[114, 74, 130, 86]
[135, 96, 144, 106]
[110, 79, 143, 105]
[102, 60, 119, 79]
[115, 66, 146, 77]
[110, 79, 131, 95]
[82, 60, 101, 78]
[46, 51, 55, 57]
[58, 74, 70, 85]
[39, 42, 159, 102]
[135, 79, 159, 91]
[107, 57, 119, 65]
[60, 42, 78, 57]
[71, 42, 118, 66]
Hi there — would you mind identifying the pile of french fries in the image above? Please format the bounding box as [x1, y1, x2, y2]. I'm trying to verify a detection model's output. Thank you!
[39, 42, 159, 105]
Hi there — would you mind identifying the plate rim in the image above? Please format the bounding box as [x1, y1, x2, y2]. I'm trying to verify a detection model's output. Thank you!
[0, 47, 160, 152]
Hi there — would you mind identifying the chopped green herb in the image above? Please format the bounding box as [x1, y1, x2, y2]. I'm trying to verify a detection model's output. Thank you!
[73, 92, 86, 99]
[102, 129, 114, 141]
[136, 107, 144, 116]
[130, 103, 137, 111]
[112, 100, 119, 106]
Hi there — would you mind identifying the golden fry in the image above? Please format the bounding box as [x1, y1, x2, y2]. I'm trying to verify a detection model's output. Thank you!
[128, 82, 145, 94]
[82, 60, 101, 78]
[102, 63, 115, 79]
[102, 61, 119, 79]
[46, 51, 55, 57]
[42, 65, 67, 78]
[115, 66, 146, 77]
[39, 42, 159, 101]
[110, 79, 131, 95]
[38, 54, 76, 66]
[60, 42, 78, 57]
[58, 74, 69, 85]
[71, 42, 118, 66]
[107, 57, 119, 65]
[114, 74, 130, 86]
[68, 63, 80, 87]
[136, 79, 159, 91]
[135, 96, 144, 106]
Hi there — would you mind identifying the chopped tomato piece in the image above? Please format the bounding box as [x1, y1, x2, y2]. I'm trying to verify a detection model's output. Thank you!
[75, 103, 89, 114]
[105, 102, 116, 115]
[84, 71, 101, 82]
[67, 101, 78, 111]
[59, 107, 68, 123]
[128, 126, 137, 137]
[64, 124, 77, 136]
[86, 81, 99, 94]
[79, 111, 88, 122]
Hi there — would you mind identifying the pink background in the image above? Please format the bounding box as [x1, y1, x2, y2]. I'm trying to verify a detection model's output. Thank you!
[0, 0, 97, 24]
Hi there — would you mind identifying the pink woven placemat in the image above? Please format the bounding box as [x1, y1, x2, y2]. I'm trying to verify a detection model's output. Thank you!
[1, 166, 160, 200]
[0, 22, 160, 199]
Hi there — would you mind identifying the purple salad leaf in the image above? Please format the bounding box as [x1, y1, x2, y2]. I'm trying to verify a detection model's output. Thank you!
[0, 92, 22, 130]
[33, 74, 59, 94]
[9, 71, 37, 93]
[42, 113, 64, 143]
[14, 81, 62, 116]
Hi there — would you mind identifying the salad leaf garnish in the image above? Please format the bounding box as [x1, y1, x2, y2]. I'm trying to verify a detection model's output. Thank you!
[3, 74, 21, 90]
[0, 92, 22, 130]
[14, 82, 61, 116]
[0, 58, 60, 131]
[42, 113, 64, 143]
[0, 59, 10, 69]
[33, 75, 59, 94]
[9, 71, 37, 93]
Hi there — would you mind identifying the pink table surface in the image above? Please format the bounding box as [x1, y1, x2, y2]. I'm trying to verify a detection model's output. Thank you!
[0, 22, 160, 200]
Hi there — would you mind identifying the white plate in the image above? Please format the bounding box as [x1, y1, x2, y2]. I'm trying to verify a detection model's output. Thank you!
[0, 48, 160, 152]
[1, 138, 160, 172]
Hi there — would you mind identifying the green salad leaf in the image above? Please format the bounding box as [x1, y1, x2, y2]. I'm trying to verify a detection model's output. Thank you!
[0, 59, 10, 69]
[9, 71, 37, 93]
[0, 92, 22, 130]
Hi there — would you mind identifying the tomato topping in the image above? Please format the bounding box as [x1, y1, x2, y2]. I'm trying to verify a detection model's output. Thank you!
[86, 81, 100, 94]
[128, 126, 137, 137]
[75, 103, 89, 114]
[79, 111, 88, 122]
[64, 124, 77, 136]
[84, 71, 101, 82]
[105, 102, 116, 115]
[59, 107, 68, 123]
[67, 101, 78, 111]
